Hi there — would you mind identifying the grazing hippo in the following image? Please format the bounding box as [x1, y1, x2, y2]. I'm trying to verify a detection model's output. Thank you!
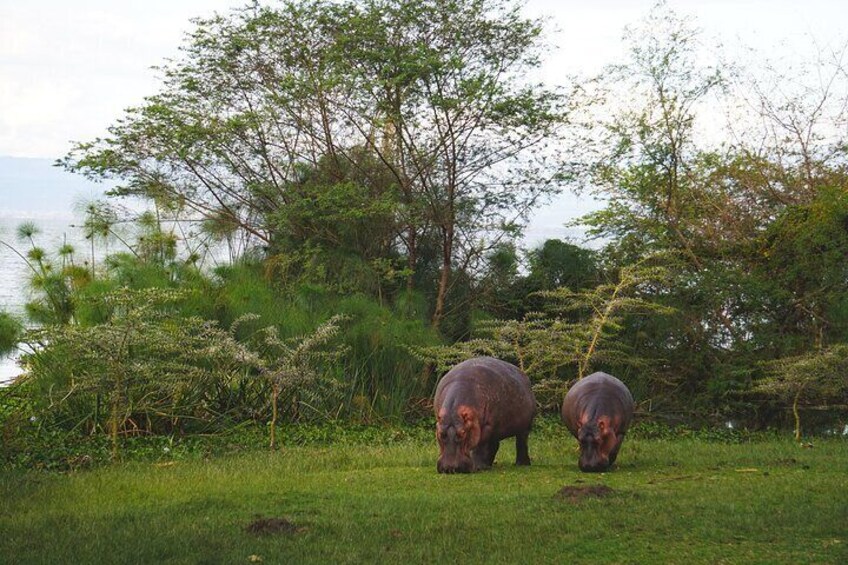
[434, 357, 536, 473]
[561, 372, 634, 472]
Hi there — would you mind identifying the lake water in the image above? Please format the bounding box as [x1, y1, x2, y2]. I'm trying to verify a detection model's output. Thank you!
[0, 156, 108, 383]
[0, 217, 88, 383]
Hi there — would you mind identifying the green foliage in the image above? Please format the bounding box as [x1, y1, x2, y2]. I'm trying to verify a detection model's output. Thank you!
[176, 261, 442, 422]
[1, 222, 80, 325]
[0, 393, 438, 470]
[556, 3, 848, 425]
[527, 239, 599, 292]
[755, 186, 848, 348]
[0, 312, 23, 356]
[538, 257, 675, 379]
[247, 314, 347, 448]
[474, 239, 600, 322]
[208, 264, 442, 421]
[5, 238, 441, 443]
[7, 0, 848, 448]
[268, 151, 401, 258]
[416, 256, 674, 408]
[3, 207, 215, 328]
[79, 200, 118, 273]
[333, 294, 441, 420]
[755, 344, 848, 441]
[20, 288, 258, 458]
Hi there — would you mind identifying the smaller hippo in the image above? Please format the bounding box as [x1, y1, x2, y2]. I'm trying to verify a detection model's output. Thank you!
[434, 357, 536, 473]
[561, 372, 634, 472]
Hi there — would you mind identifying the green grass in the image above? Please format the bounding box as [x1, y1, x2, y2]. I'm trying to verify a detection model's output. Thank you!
[1, 434, 847, 564]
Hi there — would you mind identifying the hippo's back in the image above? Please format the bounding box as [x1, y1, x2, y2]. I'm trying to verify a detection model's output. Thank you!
[561, 372, 634, 433]
[434, 357, 536, 435]
[436, 356, 530, 398]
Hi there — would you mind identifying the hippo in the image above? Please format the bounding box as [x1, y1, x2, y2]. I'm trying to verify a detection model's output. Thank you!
[434, 357, 536, 473]
[561, 372, 634, 472]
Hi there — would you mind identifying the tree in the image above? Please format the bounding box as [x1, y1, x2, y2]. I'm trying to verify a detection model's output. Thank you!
[731, 37, 848, 204]
[473, 239, 599, 320]
[563, 3, 848, 423]
[338, 0, 567, 328]
[755, 345, 848, 442]
[246, 314, 346, 449]
[750, 186, 848, 353]
[574, 4, 721, 260]
[562, 6, 753, 408]
[526, 239, 598, 292]
[62, 0, 567, 332]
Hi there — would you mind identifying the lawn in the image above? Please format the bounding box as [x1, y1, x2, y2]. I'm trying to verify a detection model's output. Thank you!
[1, 432, 846, 564]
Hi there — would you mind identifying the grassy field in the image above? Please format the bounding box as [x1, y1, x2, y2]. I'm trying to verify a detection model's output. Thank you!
[2, 433, 847, 564]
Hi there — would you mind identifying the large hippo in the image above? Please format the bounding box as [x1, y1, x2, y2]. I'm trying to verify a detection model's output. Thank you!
[561, 372, 634, 472]
[434, 357, 536, 473]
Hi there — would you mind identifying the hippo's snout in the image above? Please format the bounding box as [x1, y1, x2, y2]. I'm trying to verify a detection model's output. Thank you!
[578, 456, 610, 473]
[437, 457, 474, 474]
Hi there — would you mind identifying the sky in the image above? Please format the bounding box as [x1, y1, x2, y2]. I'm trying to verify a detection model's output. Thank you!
[3, 0, 848, 160]
[1, 0, 847, 239]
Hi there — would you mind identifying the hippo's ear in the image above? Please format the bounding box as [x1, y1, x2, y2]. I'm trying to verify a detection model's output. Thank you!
[457, 405, 481, 449]
[598, 420, 606, 433]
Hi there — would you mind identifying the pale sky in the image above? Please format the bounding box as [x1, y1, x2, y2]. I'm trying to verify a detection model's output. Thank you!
[2, 0, 847, 160]
[1, 0, 847, 242]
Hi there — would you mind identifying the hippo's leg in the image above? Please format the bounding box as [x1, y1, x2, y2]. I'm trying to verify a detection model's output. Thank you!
[515, 430, 531, 466]
[472, 440, 499, 470]
[486, 440, 500, 466]
[608, 436, 624, 465]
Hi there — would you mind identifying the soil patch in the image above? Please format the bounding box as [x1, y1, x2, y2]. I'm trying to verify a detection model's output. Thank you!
[555, 485, 615, 503]
[245, 516, 302, 536]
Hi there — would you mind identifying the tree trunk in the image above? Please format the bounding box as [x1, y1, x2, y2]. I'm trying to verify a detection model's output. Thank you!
[406, 227, 417, 292]
[579, 280, 624, 379]
[793, 385, 806, 443]
[110, 387, 120, 461]
[431, 226, 453, 330]
[270, 382, 279, 450]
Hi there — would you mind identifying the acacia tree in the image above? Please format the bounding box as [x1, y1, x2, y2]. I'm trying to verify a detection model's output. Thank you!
[567, 3, 848, 420]
[414, 256, 673, 410]
[731, 38, 848, 201]
[336, 0, 566, 327]
[566, 7, 756, 405]
[574, 7, 721, 252]
[62, 0, 566, 331]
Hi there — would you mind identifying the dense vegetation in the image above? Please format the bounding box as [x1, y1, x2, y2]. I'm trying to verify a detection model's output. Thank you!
[1, 0, 847, 465]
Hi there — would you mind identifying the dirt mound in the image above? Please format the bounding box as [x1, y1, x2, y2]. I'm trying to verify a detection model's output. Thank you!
[245, 516, 302, 535]
[554, 485, 615, 503]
